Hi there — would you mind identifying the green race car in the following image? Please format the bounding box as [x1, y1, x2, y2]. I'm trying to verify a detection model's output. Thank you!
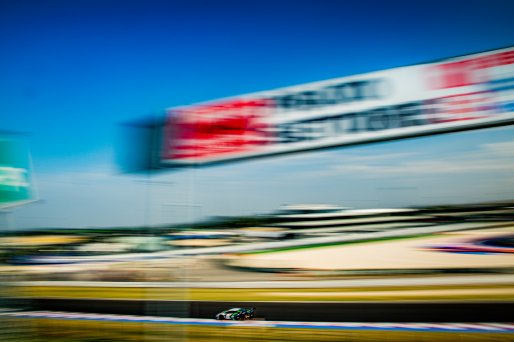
[215, 307, 256, 320]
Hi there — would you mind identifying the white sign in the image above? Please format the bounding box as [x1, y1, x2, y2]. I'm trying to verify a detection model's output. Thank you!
[161, 46, 514, 166]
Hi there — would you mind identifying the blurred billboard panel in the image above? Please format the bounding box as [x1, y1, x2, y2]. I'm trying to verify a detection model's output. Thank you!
[0, 134, 35, 209]
[160, 46, 514, 166]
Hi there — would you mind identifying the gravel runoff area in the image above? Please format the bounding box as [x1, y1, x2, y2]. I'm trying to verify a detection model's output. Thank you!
[227, 226, 514, 271]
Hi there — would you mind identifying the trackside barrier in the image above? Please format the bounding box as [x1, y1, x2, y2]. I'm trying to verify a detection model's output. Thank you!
[1, 311, 513, 333]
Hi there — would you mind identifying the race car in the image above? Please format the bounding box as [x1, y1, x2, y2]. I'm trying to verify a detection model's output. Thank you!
[215, 307, 256, 320]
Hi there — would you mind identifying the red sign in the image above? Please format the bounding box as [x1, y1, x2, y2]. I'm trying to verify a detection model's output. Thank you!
[162, 99, 270, 161]
[428, 50, 514, 89]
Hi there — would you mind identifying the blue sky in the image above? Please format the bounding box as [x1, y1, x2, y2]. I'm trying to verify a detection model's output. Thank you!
[1, 0, 514, 228]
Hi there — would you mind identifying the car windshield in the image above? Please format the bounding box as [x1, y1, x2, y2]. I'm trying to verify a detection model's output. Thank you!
[225, 309, 240, 313]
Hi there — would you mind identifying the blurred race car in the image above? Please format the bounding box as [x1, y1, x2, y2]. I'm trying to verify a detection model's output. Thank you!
[215, 307, 256, 320]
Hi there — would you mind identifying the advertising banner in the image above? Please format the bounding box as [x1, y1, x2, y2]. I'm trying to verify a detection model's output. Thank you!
[0, 135, 35, 209]
[161, 46, 514, 166]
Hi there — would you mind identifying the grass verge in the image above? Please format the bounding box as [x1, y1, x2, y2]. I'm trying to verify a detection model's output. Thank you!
[244, 234, 434, 255]
[9, 284, 514, 302]
[1, 317, 512, 342]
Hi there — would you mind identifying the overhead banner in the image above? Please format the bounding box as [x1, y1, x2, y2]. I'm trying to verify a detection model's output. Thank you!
[161, 46, 514, 166]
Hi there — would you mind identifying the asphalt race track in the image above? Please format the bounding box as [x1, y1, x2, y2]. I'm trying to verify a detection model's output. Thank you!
[22, 299, 514, 322]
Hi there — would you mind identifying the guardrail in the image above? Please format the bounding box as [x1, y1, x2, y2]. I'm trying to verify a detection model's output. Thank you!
[5, 273, 514, 288]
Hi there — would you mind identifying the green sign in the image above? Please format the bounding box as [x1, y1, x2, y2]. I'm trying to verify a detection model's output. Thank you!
[0, 135, 34, 209]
